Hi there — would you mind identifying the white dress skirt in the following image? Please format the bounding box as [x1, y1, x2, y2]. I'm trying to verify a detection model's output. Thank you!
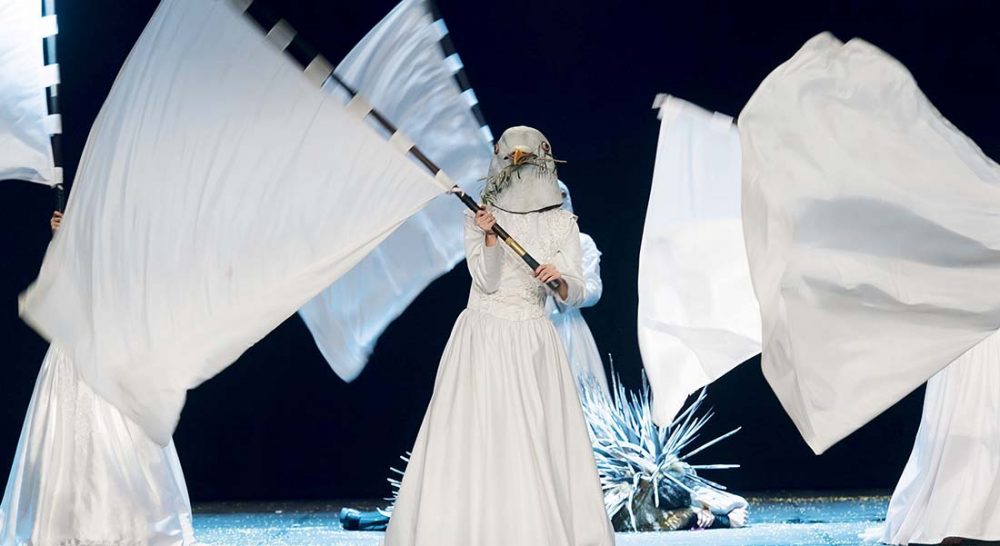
[384, 209, 615, 546]
[0, 345, 195, 546]
[882, 331, 1000, 545]
[550, 233, 610, 397]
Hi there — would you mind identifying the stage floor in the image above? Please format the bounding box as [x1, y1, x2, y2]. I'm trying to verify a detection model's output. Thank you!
[191, 491, 980, 546]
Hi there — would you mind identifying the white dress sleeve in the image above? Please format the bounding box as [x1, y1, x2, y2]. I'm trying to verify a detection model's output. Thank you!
[465, 212, 503, 294]
[578, 233, 603, 309]
[553, 218, 586, 308]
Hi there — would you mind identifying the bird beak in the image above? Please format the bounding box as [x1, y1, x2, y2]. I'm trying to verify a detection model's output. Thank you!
[510, 146, 534, 166]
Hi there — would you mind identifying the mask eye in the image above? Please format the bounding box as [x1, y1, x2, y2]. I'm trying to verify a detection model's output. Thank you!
[493, 143, 500, 155]
[541, 141, 551, 154]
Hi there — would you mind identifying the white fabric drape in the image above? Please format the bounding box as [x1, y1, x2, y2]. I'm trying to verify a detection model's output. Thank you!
[550, 233, 610, 395]
[0, 345, 195, 546]
[19, 0, 445, 446]
[298, 0, 491, 381]
[0, 0, 55, 184]
[881, 330, 1000, 545]
[638, 96, 760, 426]
[739, 33, 1000, 454]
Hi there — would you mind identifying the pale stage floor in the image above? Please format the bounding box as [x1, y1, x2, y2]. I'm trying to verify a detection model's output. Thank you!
[190, 492, 995, 546]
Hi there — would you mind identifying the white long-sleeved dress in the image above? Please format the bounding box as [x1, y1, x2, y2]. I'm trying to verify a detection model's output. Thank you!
[881, 331, 1000, 545]
[549, 233, 609, 396]
[383, 209, 615, 546]
[0, 345, 195, 546]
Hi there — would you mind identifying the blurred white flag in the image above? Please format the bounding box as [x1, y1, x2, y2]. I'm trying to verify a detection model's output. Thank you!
[638, 96, 761, 426]
[20, 0, 445, 445]
[0, 0, 56, 184]
[299, 0, 492, 381]
[740, 33, 1000, 453]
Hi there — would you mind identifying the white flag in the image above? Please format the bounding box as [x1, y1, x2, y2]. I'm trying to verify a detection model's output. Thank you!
[638, 96, 760, 426]
[20, 0, 445, 445]
[0, 0, 56, 184]
[299, 0, 491, 381]
[740, 33, 1000, 454]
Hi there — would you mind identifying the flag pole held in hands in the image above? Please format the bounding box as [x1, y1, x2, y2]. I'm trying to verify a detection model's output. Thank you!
[234, 0, 560, 291]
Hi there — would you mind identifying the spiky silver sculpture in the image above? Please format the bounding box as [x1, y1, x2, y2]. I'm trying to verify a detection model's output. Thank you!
[384, 453, 408, 511]
[578, 372, 745, 531]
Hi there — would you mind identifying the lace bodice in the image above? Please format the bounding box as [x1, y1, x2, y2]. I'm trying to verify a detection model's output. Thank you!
[465, 208, 585, 321]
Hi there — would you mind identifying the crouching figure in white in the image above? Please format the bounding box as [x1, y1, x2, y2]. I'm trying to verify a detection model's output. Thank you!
[383, 127, 615, 546]
[0, 211, 195, 546]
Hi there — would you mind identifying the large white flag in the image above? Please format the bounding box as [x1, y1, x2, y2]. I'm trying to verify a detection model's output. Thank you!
[0, 0, 57, 184]
[20, 0, 445, 445]
[299, 0, 491, 381]
[740, 33, 1000, 454]
[638, 96, 760, 426]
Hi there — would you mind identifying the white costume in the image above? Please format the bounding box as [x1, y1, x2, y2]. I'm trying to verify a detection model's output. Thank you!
[1, 1, 194, 543]
[384, 127, 614, 546]
[739, 33, 1000, 542]
[1, 346, 194, 546]
[882, 331, 1000, 545]
[548, 182, 609, 395]
[3, 204, 196, 546]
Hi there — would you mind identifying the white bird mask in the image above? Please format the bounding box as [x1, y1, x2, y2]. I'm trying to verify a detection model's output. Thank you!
[482, 126, 562, 213]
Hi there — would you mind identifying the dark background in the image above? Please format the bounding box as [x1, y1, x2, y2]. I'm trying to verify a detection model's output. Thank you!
[2, 0, 998, 502]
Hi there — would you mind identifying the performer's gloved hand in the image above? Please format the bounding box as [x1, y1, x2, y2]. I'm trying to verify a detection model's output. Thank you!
[50, 210, 62, 233]
[475, 207, 497, 247]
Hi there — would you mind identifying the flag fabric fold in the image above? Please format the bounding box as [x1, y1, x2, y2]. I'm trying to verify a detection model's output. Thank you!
[638, 96, 760, 426]
[0, 0, 56, 184]
[739, 33, 1000, 453]
[299, 0, 492, 381]
[20, 0, 445, 445]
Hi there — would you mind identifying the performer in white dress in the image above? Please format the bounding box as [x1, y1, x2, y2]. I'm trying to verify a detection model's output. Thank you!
[0, 212, 195, 546]
[548, 181, 610, 396]
[881, 331, 1000, 545]
[384, 127, 615, 546]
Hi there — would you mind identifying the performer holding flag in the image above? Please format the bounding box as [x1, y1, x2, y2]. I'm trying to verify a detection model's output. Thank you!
[384, 127, 615, 546]
[7, 0, 546, 542]
[1, 1, 196, 543]
[1, 212, 195, 546]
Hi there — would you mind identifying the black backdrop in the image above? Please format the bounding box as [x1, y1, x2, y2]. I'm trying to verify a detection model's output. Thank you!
[2, 0, 998, 502]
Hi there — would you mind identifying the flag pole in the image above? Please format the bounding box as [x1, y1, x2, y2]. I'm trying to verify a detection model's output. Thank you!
[233, 0, 560, 290]
[41, 0, 65, 211]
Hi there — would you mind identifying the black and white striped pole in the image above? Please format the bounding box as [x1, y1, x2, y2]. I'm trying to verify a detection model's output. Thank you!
[40, 0, 65, 211]
[425, 1, 492, 145]
[233, 0, 560, 290]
